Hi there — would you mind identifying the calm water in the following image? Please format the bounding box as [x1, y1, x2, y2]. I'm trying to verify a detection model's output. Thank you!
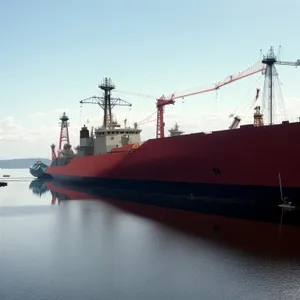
[1, 169, 300, 300]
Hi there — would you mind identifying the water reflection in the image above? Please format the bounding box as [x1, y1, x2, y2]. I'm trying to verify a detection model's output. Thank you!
[1, 178, 300, 300]
[29, 179, 48, 196]
[28, 179, 300, 260]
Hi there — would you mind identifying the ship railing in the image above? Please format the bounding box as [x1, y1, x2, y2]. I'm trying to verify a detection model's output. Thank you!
[108, 149, 134, 154]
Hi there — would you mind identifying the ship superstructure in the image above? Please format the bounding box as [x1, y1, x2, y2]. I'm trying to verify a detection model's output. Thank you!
[169, 123, 184, 137]
[76, 121, 142, 157]
[50, 78, 142, 163]
[76, 78, 142, 156]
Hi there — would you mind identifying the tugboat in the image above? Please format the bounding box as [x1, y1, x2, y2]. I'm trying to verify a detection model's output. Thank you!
[29, 160, 49, 178]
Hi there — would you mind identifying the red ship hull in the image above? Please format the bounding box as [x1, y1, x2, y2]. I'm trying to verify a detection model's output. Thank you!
[44, 121, 300, 210]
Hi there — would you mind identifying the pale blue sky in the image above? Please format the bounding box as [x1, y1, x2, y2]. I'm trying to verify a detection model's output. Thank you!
[1, 0, 300, 158]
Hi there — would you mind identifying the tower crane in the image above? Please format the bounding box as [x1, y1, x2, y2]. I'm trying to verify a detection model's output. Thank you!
[156, 61, 266, 138]
[116, 61, 266, 138]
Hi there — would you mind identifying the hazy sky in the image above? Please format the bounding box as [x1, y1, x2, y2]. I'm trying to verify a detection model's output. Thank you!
[1, 0, 300, 159]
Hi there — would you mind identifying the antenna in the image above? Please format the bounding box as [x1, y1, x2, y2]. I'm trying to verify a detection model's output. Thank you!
[98, 77, 115, 129]
[79, 78, 132, 129]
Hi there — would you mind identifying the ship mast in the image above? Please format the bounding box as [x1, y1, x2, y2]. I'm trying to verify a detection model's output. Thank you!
[99, 78, 115, 129]
[261, 46, 300, 125]
[262, 47, 277, 125]
[79, 77, 132, 129]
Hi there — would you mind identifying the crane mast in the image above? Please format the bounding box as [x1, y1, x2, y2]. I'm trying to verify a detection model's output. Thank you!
[262, 46, 299, 125]
[262, 48, 276, 125]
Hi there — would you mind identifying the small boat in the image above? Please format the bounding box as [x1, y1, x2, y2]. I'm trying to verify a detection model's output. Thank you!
[29, 160, 48, 178]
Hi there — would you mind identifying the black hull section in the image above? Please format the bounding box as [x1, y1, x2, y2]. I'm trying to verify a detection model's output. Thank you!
[44, 175, 300, 227]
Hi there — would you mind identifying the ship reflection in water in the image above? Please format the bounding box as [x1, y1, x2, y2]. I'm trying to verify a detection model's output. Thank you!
[1, 178, 300, 300]
[31, 179, 300, 260]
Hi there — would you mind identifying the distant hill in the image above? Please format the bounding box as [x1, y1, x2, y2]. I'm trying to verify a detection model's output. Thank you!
[0, 158, 51, 169]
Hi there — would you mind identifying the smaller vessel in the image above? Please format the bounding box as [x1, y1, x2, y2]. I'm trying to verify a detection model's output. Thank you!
[29, 160, 48, 178]
[168, 123, 184, 137]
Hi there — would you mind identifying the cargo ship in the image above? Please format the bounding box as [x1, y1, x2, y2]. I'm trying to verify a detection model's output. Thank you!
[42, 47, 300, 219]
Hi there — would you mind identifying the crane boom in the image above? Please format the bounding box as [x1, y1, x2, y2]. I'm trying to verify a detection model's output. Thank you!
[172, 61, 265, 100]
[275, 59, 300, 67]
[114, 90, 158, 99]
[156, 61, 266, 138]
